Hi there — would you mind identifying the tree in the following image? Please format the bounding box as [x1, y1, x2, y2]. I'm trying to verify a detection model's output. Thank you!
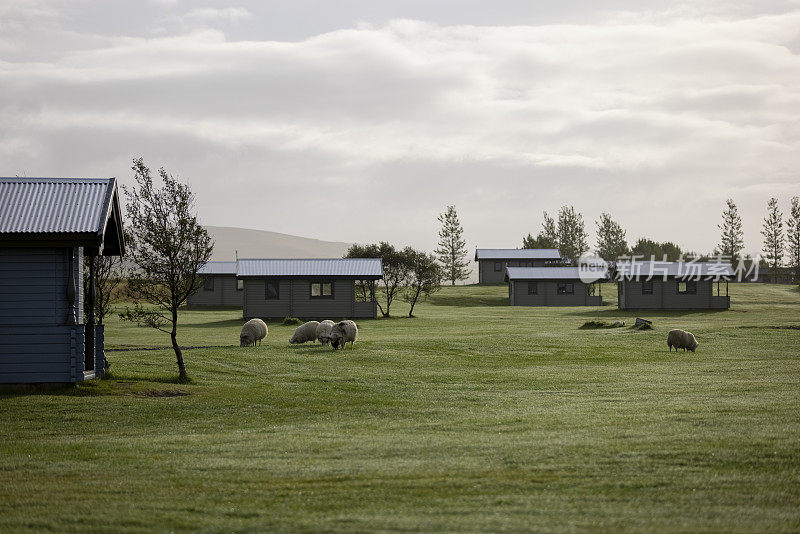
[717, 199, 744, 261]
[787, 196, 800, 279]
[631, 238, 683, 261]
[345, 241, 409, 317]
[400, 247, 443, 317]
[761, 197, 784, 274]
[119, 158, 213, 381]
[435, 206, 470, 285]
[83, 255, 124, 326]
[556, 205, 588, 264]
[345, 243, 381, 303]
[595, 212, 629, 262]
[523, 212, 558, 249]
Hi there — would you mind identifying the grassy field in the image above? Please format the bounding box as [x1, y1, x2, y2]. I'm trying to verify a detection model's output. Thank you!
[1, 283, 799, 532]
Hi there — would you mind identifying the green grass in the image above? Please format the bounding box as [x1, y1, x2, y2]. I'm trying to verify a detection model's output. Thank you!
[1, 283, 799, 532]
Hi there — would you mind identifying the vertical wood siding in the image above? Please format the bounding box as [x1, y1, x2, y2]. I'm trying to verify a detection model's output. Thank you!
[187, 275, 244, 307]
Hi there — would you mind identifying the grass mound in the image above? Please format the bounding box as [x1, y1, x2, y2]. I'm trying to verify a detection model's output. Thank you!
[630, 323, 654, 331]
[282, 317, 303, 325]
[580, 320, 625, 329]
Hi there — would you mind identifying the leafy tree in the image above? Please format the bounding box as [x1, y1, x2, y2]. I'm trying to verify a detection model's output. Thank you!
[345, 242, 409, 317]
[523, 212, 558, 249]
[595, 212, 629, 262]
[787, 196, 800, 279]
[400, 247, 443, 317]
[717, 199, 744, 261]
[345, 243, 381, 303]
[435, 205, 470, 285]
[631, 238, 683, 261]
[761, 197, 784, 274]
[119, 158, 213, 381]
[557, 206, 588, 264]
[83, 254, 124, 326]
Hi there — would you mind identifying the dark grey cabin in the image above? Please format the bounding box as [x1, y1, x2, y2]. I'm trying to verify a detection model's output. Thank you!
[0, 177, 125, 383]
[616, 261, 733, 310]
[475, 248, 562, 284]
[505, 267, 603, 306]
[187, 261, 243, 307]
[238, 258, 383, 319]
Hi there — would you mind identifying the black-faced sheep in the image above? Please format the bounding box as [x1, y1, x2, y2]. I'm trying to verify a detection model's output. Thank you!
[290, 321, 320, 344]
[330, 320, 358, 350]
[316, 320, 335, 346]
[667, 329, 699, 352]
[240, 318, 268, 347]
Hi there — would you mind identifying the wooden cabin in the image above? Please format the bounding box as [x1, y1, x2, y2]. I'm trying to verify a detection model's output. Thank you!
[505, 267, 604, 306]
[187, 261, 243, 307]
[475, 248, 563, 284]
[615, 261, 733, 310]
[238, 258, 383, 319]
[0, 177, 125, 383]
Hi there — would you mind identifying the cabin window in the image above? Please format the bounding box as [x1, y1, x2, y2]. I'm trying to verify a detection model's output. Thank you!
[557, 282, 574, 295]
[528, 281, 538, 295]
[642, 280, 653, 294]
[203, 277, 214, 291]
[311, 281, 334, 299]
[265, 281, 280, 300]
[494, 262, 502, 272]
[677, 280, 697, 294]
[237, 279, 244, 291]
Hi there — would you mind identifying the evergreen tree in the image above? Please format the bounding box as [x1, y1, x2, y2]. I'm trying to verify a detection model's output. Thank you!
[435, 205, 471, 285]
[522, 212, 558, 249]
[786, 196, 800, 279]
[595, 212, 629, 262]
[557, 206, 588, 264]
[761, 197, 784, 274]
[717, 199, 744, 261]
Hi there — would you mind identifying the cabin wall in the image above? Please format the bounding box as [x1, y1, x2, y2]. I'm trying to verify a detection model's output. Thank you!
[0, 247, 88, 383]
[510, 279, 602, 307]
[619, 279, 729, 309]
[242, 278, 376, 319]
[478, 259, 552, 284]
[188, 275, 243, 307]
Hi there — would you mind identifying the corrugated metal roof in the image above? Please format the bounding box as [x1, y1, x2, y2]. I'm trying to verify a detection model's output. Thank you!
[615, 261, 735, 278]
[0, 178, 112, 234]
[475, 248, 562, 260]
[199, 261, 238, 275]
[238, 258, 383, 278]
[506, 266, 606, 281]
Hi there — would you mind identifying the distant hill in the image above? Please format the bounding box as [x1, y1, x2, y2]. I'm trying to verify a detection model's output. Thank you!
[205, 226, 351, 260]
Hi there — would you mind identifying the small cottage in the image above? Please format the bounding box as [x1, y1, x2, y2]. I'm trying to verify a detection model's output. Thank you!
[0, 177, 125, 383]
[187, 261, 243, 307]
[615, 261, 734, 310]
[238, 258, 383, 319]
[475, 248, 563, 284]
[505, 267, 604, 306]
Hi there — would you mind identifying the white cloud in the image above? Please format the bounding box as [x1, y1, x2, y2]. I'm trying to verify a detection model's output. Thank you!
[0, 5, 799, 254]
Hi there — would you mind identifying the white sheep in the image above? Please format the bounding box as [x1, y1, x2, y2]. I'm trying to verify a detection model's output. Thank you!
[240, 318, 268, 347]
[330, 320, 358, 350]
[667, 329, 699, 352]
[290, 321, 320, 344]
[315, 320, 336, 346]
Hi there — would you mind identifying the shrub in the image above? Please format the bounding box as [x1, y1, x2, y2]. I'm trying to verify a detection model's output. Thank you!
[282, 317, 302, 326]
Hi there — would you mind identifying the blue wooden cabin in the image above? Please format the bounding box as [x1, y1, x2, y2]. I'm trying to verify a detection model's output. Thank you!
[0, 177, 125, 383]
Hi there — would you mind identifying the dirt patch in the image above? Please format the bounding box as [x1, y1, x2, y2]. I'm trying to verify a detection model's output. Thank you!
[133, 389, 190, 398]
[580, 320, 625, 329]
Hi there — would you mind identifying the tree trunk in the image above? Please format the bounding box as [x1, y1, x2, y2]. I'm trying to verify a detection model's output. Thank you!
[408, 285, 422, 317]
[171, 311, 187, 380]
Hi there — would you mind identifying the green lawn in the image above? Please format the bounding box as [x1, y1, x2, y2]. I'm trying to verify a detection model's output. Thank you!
[2, 283, 799, 532]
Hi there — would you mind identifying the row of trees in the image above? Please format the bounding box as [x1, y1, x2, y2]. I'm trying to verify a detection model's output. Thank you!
[345, 243, 443, 318]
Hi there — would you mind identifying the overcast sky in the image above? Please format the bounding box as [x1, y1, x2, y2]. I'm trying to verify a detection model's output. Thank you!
[2, 0, 799, 256]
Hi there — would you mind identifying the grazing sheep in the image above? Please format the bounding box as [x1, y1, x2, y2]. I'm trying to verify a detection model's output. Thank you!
[330, 320, 358, 350]
[240, 318, 268, 347]
[667, 329, 699, 352]
[316, 320, 335, 346]
[290, 321, 320, 344]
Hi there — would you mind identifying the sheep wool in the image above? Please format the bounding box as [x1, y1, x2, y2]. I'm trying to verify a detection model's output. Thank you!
[290, 321, 321, 344]
[667, 329, 699, 352]
[240, 318, 268, 347]
[330, 320, 358, 350]
[316, 320, 336, 346]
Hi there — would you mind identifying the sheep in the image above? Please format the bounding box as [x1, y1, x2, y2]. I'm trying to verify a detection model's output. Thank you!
[330, 320, 358, 350]
[289, 321, 320, 344]
[240, 318, 268, 347]
[667, 329, 699, 352]
[316, 320, 336, 346]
